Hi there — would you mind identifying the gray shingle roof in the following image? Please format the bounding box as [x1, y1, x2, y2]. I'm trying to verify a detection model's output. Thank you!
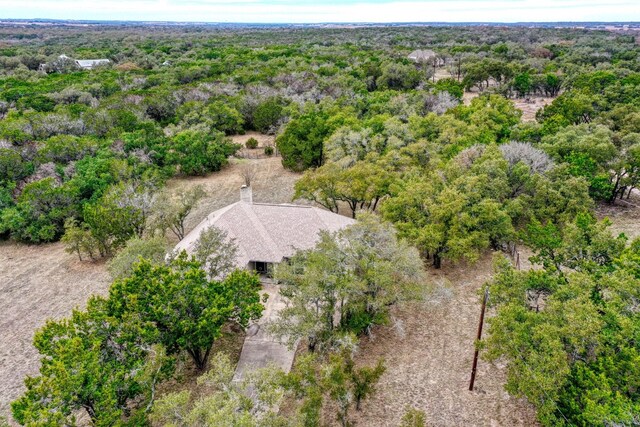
[75, 59, 110, 69]
[175, 200, 355, 268]
[408, 49, 437, 61]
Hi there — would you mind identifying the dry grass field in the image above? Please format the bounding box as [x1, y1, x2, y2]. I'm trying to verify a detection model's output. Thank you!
[513, 97, 555, 122]
[350, 254, 539, 427]
[165, 154, 303, 235]
[597, 191, 640, 240]
[0, 242, 111, 418]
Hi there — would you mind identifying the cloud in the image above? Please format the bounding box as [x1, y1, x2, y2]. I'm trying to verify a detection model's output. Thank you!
[0, 0, 638, 22]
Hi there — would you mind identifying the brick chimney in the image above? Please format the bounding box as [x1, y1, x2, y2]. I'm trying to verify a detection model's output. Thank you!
[240, 185, 253, 204]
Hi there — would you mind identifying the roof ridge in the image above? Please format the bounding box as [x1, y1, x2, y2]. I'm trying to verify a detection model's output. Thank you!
[240, 203, 282, 262]
[252, 202, 312, 208]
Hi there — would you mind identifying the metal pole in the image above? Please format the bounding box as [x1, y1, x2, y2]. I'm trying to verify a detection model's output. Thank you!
[469, 287, 489, 391]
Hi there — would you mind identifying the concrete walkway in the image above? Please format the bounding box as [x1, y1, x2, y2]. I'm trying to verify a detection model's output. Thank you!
[233, 282, 296, 381]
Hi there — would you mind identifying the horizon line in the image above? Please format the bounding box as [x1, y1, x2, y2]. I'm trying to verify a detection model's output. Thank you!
[2, 18, 640, 25]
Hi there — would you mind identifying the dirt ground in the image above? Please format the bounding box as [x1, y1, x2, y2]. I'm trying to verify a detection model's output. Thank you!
[0, 242, 111, 418]
[166, 155, 302, 235]
[350, 254, 539, 427]
[1, 138, 637, 426]
[513, 97, 554, 122]
[596, 190, 640, 240]
[348, 194, 640, 427]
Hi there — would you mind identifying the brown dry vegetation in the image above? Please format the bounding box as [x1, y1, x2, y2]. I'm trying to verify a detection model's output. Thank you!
[166, 154, 303, 235]
[0, 151, 299, 421]
[596, 191, 640, 240]
[513, 97, 555, 122]
[350, 253, 539, 427]
[0, 242, 111, 417]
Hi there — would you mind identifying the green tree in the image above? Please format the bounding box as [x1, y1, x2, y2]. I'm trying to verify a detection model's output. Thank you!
[282, 350, 385, 427]
[167, 130, 239, 176]
[253, 97, 285, 133]
[376, 62, 421, 90]
[540, 124, 617, 200]
[206, 100, 245, 135]
[294, 160, 395, 218]
[62, 217, 102, 261]
[268, 214, 425, 351]
[151, 353, 293, 427]
[191, 225, 240, 279]
[107, 236, 169, 280]
[12, 297, 169, 426]
[108, 253, 264, 370]
[434, 77, 464, 101]
[1, 178, 79, 243]
[485, 219, 640, 426]
[276, 104, 356, 171]
[82, 181, 155, 257]
[513, 72, 532, 97]
[382, 146, 515, 268]
[323, 350, 385, 426]
[152, 185, 206, 239]
[0, 147, 31, 183]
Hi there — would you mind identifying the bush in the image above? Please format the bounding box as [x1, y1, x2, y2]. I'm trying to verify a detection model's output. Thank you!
[2, 178, 80, 243]
[253, 97, 284, 133]
[166, 130, 239, 176]
[245, 137, 259, 149]
[107, 236, 168, 279]
[264, 145, 274, 156]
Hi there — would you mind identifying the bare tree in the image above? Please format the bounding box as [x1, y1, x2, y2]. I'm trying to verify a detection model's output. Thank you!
[153, 185, 206, 240]
[239, 162, 258, 187]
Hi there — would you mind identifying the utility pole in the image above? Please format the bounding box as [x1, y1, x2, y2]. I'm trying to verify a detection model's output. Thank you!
[469, 287, 489, 391]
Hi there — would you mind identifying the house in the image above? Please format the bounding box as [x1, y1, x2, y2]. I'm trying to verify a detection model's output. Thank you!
[408, 49, 444, 66]
[60, 54, 111, 70]
[174, 185, 356, 275]
[174, 186, 355, 381]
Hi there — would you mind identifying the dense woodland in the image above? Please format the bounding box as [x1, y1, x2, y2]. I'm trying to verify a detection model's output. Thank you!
[1, 24, 640, 426]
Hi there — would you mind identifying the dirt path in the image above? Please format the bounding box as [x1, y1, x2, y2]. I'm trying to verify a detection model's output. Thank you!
[513, 97, 554, 122]
[0, 242, 111, 418]
[351, 254, 538, 427]
[232, 282, 296, 382]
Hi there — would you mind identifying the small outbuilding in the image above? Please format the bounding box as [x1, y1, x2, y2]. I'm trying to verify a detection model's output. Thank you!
[408, 49, 444, 66]
[59, 54, 110, 70]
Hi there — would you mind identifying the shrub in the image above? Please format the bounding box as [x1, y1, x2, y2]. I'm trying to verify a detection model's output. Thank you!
[107, 236, 168, 279]
[167, 130, 239, 176]
[264, 145, 274, 156]
[253, 97, 284, 133]
[245, 137, 259, 149]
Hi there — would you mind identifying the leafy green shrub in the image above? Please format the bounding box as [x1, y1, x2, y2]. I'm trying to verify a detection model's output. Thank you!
[245, 137, 259, 149]
[166, 130, 239, 176]
[264, 145, 274, 156]
[1, 178, 80, 243]
[0, 148, 32, 183]
[252, 97, 284, 133]
[276, 104, 356, 171]
[107, 236, 168, 279]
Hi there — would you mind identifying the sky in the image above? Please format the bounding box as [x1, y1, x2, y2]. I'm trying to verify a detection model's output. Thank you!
[1, 0, 639, 23]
